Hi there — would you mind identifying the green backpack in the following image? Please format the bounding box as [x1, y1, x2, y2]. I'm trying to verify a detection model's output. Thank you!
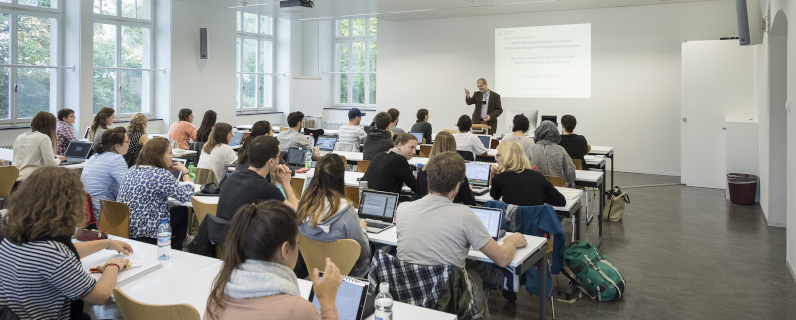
[565, 241, 626, 301]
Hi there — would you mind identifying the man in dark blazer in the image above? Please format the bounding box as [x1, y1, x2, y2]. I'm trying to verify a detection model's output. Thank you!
[464, 78, 503, 135]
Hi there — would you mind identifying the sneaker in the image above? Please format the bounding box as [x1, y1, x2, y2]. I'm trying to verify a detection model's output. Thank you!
[499, 266, 520, 292]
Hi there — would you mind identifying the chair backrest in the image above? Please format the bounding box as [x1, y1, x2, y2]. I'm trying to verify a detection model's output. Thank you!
[587, 145, 591, 154]
[456, 150, 475, 161]
[339, 155, 348, 171]
[0, 166, 19, 198]
[279, 126, 289, 132]
[305, 128, 324, 139]
[298, 234, 361, 276]
[334, 142, 358, 152]
[190, 197, 218, 225]
[0, 306, 20, 320]
[344, 186, 359, 209]
[291, 177, 305, 198]
[544, 175, 566, 187]
[194, 168, 217, 184]
[113, 288, 200, 320]
[419, 145, 432, 158]
[490, 139, 500, 149]
[442, 129, 458, 134]
[572, 159, 583, 170]
[98, 200, 130, 238]
[356, 160, 370, 173]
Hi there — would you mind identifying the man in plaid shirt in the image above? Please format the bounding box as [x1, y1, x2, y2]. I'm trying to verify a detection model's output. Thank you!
[395, 152, 528, 319]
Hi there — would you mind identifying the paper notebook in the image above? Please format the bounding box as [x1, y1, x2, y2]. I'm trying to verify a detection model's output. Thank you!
[308, 275, 370, 320]
[84, 259, 162, 287]
[555, 187, 583, 201]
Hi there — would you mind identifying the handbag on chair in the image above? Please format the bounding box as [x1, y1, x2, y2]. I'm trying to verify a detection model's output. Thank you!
[602, 186, 630, 222]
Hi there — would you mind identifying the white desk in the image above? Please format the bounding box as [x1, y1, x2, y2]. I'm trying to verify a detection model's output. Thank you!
[587, 145, 614, 193]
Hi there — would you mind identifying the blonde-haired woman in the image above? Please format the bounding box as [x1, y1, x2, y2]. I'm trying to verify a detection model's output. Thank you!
[416, 131, 476, 205]
[490, 141, 566, 207]
[125, 113, 149, 167]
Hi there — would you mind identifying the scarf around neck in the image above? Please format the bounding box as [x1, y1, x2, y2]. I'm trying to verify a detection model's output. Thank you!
[224, 260, 301, 299]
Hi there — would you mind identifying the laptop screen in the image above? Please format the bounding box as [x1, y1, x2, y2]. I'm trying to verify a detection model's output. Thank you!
[64, 142, 92, 159]
[470, 207, 502, 239]
[465, 162, 491, 187]
[476, 135, 491, 149]
[229, 132, 244, 146]
[409, 132, 423, 143]
[358, 190, 398, 221]
[316, 136, 337, 150]
[287, 148, 306, 166]
[364, 126, 372, 134]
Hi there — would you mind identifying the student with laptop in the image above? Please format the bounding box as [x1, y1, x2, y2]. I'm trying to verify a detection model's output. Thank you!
[81, 127, 130, 221]
[204, 201, 343, 320]
[297, 154, 371, 278]
[55, 108, 78, 156]
[338, 108, 367, 149]
[530, 120, 577, 188]
[387, 108, 406, 134]
[395, 152, 528, 318]
[197, 123, 238, 183]
[361, 133, 418, 195]
[501, 114, 535, 159]
[278, 111, 320, 160]
[13, 111, 66, 188]
[88, 107, 115, 143]
[362, 112, 394, 161]
[490, 141, 566, 207]
[558, 115, 589, 168]
[416, 131, 476, 205]
[453, 115, 488, 159]
[195, 110, 217, 143]
[410, 109, 432, 145]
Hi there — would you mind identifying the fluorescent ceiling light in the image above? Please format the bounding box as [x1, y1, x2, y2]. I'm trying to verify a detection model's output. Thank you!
[298, 16, 336, 20]
[340, 13, 381, 17]
[227, 2, 278, 9]
[500, 0, 559, 5]
[387, 9, 435, 14]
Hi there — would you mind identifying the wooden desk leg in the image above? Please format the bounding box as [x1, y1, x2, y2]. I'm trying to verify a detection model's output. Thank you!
[537, 257, 547, 319]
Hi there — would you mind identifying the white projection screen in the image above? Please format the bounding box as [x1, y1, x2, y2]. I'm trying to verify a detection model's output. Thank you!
[495, 24, 591, 98]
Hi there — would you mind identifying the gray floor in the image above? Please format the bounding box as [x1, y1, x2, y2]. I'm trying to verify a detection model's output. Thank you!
[488, 172, 796, 319]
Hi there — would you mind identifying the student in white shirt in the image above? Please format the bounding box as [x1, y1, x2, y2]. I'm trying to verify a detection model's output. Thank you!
[197, 122, 238, 182]
[453, 115, 488, 159]
[337, 108, 367, 149]
[13, 111, 66, 186]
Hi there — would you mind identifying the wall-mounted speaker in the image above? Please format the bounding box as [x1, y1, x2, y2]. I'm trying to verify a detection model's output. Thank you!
[200, 28, 208, 59]
[735, 0, 764, 46]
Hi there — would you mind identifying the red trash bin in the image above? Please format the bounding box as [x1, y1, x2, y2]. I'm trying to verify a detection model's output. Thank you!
[727, 173, 758, 205]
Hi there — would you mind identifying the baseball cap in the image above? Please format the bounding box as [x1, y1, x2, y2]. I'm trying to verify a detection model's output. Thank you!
[348, 108, 366, 119]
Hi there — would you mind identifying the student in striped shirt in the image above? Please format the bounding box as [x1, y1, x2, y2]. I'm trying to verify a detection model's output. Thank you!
[81, 127, 130, 222]
[0, 167, 132, 320]
[337, 108, 367, 150]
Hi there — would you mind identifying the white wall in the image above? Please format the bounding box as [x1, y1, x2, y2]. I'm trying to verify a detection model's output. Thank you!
[377, 1, 738, 175]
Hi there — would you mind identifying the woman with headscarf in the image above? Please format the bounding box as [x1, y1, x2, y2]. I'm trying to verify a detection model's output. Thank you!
[528, 120, 576, 188]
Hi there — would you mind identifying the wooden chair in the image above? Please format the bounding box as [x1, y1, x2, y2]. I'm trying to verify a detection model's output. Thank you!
[98, 200, 130, 238]
[0, 166, 19, 202]
[442, 129, 458, 134]
[572, 159, 583, 170]
[419, 145, 432, 158]
[279, 126, 289, 132]
[194, 168, 217, 184]
[339, 155, 349, 171]
[587, 145, 592, 154]
[113, 288, 200, 320]
[544, 176, 566, 188]
[345, 186, 360, 209]
[490, 139, 500, 149]
[357, 160, 370, 173]
[298, 235, 361, 276]
[291, 177, 305, 198]
[190, 197, 218, 226]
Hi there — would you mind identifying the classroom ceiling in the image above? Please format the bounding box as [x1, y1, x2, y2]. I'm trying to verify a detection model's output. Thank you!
[178, 0, 722, 21]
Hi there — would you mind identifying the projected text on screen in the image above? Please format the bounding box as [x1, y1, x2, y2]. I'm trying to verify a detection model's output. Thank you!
[495, 24, 591, 98]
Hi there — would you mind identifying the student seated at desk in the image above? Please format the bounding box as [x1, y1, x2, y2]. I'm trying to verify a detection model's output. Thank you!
[237, 120, 275, 171]
[13, 111, 65, 188]
[81, 127, 129, 222]
[416, 131, 476, 205]
[362, 133, 418, 195]
[197, 122, 238, 183]
[297, 154, 371, 278]
[217, 136, 298, 221]
[500, 114, 534, 159]
[558, 115, 589, 169]
[0, 167, 133, 320]
[205, 201, 343, 320]
[55, 108, 78, 156]
[396, 152, 528, 316]
[453, 115, 488, 159]
[387, 108, 406, 134]
[125, 113, 150, 167]
[195, 110, 217, 143]
[490, 141, 565, 207]
[362, 112, 394, 161]
[118, 138, 193, 249]
[529, 121, 576, 188]
[88, 107, 115, 144]
[410, 108, 432, 145]
[278, 111, 320, 160]
[337, 108, 367, 148]
[167, 108, 196, 150]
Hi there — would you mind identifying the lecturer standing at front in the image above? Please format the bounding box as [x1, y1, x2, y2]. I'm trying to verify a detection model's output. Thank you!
[465, 78, 503, 135]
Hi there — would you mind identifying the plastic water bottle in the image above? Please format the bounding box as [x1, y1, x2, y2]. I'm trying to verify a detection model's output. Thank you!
[308, 133, 315, 146]
[305, 149, 312, 169]
[157, 218, 172, 261]
[188, 162, 196, 180]
[375, 282, 393, 320]
[232, 126, 238, 133]
[414, 163, 423, 179]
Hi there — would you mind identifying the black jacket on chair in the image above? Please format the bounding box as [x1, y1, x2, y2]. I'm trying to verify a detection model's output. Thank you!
[363, 128, 394, 161]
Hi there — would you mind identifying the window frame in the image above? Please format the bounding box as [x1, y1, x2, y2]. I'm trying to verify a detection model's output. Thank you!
[333, 18, 376, 108]
[0, 0, 64, 125]
[92, 0, 154, 118]
[235, 12, 275, 113]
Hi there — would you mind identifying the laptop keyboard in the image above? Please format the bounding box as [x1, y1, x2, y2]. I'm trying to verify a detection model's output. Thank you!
[366, 221, 392, 229]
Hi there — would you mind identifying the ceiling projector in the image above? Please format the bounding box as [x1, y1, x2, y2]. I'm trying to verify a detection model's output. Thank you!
[280, 0, 314, 8]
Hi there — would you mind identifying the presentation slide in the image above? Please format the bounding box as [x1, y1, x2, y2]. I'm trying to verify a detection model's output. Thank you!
[495, 23, 591, 98]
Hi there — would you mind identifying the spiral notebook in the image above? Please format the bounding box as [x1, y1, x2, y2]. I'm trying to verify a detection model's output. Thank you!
[84, 259, 162, 287]
[308, 274, 371, 320]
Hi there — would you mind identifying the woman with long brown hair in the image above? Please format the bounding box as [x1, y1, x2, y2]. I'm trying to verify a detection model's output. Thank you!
[125, 113, 149, 167]
[205, 200, 342, 320]
[197, 122, 238, 183]
[195, 110, 217, 143]
[297, 154, 370, 278]
[89, 107, 116, 143]
[416, 131, 476, 205]
[0, 166, 132, 320]
[236, 120, 273, 171]
[13, 111, 65, 185]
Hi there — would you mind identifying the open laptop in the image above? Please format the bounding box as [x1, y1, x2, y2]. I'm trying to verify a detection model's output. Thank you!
[286, 147, 309, 170]
[60, 141, 93, 165]
[476, 134, 491, 149]
[469, 206, 506, 240]
[316, 136, 337, 151]
[358, 189, 399, 233]
[82, 127, 91, 139]
[409, 132, 423, 143]
[229, 132, 244, 147]
[465, 161, 491, 195]
[541, 115, 557, 125]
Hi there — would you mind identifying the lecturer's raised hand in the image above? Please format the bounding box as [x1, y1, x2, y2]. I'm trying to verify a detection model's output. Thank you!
[464, 89, 470, 98]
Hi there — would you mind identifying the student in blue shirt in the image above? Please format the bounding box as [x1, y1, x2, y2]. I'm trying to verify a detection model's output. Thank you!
[81, 127, 129, 222]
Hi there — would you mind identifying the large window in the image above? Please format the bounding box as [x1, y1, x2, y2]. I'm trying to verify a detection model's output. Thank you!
[334, 18, 376, 107]
[93, 0, 153, 115]
[236, 12, 274, 112]
[0, 0, 61, 124]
